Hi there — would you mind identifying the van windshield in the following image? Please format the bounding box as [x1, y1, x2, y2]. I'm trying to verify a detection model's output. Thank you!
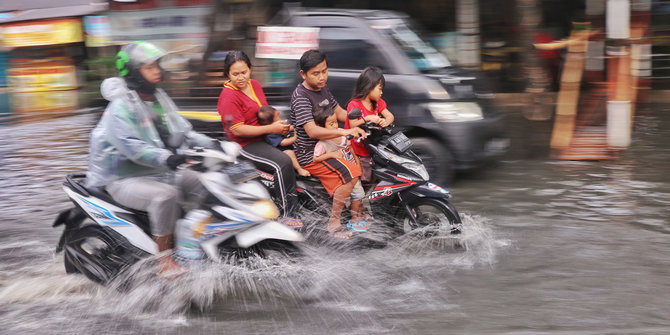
[369, 18, 450, 71]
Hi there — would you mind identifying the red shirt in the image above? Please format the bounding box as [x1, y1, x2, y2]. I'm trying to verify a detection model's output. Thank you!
[217, 79, 268, 147]
[345, 98, 387, 156]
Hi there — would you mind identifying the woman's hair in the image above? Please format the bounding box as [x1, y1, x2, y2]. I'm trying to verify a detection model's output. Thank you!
[223, 50, 252, 78]
[257, 105, 276, 125]
[299, 49, 327, 73]
[312, 104, 335, 127]
[351, 66, 385, 110]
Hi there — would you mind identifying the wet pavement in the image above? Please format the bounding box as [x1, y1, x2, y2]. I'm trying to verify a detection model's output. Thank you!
[0, 103, 669, 334]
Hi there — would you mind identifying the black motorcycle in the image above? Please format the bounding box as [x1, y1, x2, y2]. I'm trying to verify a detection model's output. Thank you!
[258, 109, 462, 241]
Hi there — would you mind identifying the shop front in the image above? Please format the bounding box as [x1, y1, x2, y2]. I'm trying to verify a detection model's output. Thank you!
[0, 18, 85, 121]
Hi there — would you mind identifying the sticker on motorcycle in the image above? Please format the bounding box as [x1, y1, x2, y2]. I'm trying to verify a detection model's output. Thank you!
[78, 196, 132, 226]
[256, 170, 275, 181]
[427, 182, 449, 194]
[369, 187, 393, 200]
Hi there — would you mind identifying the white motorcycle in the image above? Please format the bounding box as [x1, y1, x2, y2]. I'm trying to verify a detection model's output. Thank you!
[53, 140, 303, 285]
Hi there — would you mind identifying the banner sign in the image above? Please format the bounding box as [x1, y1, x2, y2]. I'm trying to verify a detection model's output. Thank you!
[84, 16, 111, 47]
[109, 0, 213, 11]
[256, 26, 320, 59]
[6, 63, 78, 93]
[107, 6, 210, 42]
[0, 18, 84, 48]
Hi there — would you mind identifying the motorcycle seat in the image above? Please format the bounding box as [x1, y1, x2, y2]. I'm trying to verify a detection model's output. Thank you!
[86, 186, 116, 205]
[71, 177, 134, 211]
[297, 175, 321, 183]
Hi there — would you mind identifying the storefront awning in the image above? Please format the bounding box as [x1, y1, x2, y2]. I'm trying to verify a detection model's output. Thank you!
[0, 2, 108, 24]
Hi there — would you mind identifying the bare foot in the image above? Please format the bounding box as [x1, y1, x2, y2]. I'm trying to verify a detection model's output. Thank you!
[157, 256, 187, 279]
[297, 167, 311, 177]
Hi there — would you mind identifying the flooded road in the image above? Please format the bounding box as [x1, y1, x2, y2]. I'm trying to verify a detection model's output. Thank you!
[1, 107, 669, 335]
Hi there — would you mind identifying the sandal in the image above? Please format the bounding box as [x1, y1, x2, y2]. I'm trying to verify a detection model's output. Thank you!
[327, 225, 353, 240]
[347, 220, 369, 232]
[279, 217, 304, 229]
[157, 257, 188, 279]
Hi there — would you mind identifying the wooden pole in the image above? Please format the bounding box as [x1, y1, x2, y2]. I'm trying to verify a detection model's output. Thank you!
[545, 23, 591, 149]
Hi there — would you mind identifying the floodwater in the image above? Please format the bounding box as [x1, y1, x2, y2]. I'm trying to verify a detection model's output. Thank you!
[0, 106, 669, 335]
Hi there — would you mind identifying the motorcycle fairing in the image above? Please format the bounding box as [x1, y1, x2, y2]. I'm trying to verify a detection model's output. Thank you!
[401, 182, 453, 202]
[64, 187, 158, 254]
[368, 173, 417, 200]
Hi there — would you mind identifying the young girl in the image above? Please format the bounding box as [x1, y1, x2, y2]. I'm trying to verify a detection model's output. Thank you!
[346, 66, 395, 182]
[313, 105, 368, 233]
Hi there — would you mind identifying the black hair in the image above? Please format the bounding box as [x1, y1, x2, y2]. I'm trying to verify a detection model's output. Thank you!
[351, 66, 385, 111]
[223, 50, 252, 78]
[257, 105, 277, 125]
[299, 49, 327, 73]
[312, 104, 335, 127]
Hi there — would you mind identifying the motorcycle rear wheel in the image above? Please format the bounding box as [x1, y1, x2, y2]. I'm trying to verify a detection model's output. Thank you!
[63, 225, 145, 285]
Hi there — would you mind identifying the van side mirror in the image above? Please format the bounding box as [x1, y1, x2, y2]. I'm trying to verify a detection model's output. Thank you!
[348, 108, 362, 120]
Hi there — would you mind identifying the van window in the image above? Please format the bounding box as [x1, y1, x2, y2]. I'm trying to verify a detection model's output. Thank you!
[369, 18, 450, 71]
[319, 27, 389, 71]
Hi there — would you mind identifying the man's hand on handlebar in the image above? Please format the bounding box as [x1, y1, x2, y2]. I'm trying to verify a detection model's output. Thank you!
[343, 127, 367, 140]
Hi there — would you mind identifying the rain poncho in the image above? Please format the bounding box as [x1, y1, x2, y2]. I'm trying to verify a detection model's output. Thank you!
[86, 77, 212, 187]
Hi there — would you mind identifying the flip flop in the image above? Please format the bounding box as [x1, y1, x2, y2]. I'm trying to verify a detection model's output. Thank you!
[157, 258, 188, 280]
[328, 225, 353, 240]
[279, 217, 304, 229]
[347, 220, 368, 232]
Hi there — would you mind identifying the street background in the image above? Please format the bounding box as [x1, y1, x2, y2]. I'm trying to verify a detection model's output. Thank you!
[1, 1, 670, 334]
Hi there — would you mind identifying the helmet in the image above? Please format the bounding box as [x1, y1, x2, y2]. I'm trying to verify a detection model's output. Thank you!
[115, 41, 167, 94]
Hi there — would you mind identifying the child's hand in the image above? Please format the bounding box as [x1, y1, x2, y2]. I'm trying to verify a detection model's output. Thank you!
[331, 150, 344, 159]
[378, 118, 391, 127]
[366, 115, 382, 124]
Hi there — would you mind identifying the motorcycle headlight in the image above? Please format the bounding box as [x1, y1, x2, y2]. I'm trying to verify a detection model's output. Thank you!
[250, 200, 279, 219]
[377, 148, 429, 181]
[400, 160, 429, 180]
[427, 102, 483, 122]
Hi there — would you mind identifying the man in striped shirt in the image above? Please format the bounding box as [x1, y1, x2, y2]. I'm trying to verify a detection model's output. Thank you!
[290, 49, 367, 239]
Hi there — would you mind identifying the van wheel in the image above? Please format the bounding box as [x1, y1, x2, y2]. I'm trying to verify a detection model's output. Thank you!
[410, 137, 453, 186]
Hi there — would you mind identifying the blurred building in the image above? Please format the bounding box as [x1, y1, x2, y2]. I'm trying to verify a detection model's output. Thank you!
[0, 0, 108, 120]
[2, 0, 669, 120]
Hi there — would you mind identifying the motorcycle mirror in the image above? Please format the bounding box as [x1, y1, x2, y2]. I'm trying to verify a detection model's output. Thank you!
[167, 131, 186, 148]
[348, 108, 362, 120]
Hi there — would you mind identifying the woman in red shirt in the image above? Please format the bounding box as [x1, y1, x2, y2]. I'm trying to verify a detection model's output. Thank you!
[217, 51, 301, 227]
[345, 66, 395, 182]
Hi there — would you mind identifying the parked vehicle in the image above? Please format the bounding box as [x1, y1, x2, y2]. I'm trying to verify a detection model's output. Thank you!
[53, 141, 303, 285]
[177, 6, 508, 185]
[266, 5, 509, 185]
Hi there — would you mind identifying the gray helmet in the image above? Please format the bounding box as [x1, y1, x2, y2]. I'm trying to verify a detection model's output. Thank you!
[115, 41, 167, 94]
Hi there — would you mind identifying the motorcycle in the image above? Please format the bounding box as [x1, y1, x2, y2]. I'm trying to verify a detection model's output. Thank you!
[257, 109, 463, 242]
[53, 140, 304, 285]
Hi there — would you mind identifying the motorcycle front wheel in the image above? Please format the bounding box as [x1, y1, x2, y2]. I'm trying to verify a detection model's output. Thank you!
[395, 198, 462, 236]
[218, 239, 302, 261]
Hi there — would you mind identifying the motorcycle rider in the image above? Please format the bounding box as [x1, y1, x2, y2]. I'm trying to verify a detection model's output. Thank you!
[290, 49, 366, 239]
[86, 41, 216, 276]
